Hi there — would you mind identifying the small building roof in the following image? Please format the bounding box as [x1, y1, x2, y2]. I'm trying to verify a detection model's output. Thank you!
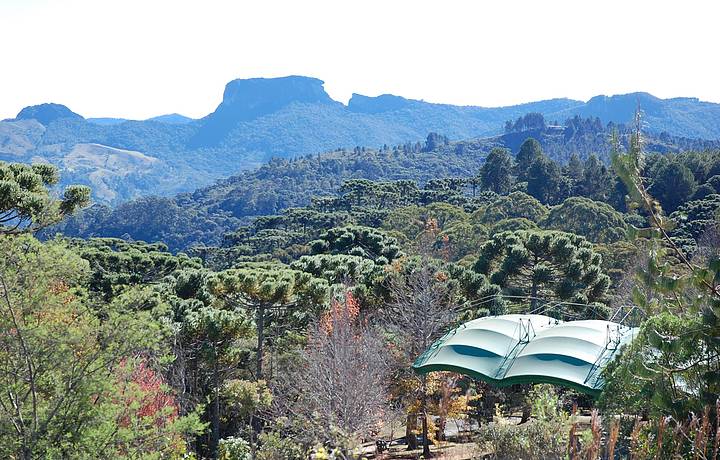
[412, 314, 637, 395]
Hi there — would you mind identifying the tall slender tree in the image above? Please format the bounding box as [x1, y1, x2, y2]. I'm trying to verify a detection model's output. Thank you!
[479, 148, 515, 194]
[515, 138, 544, 182]
[207, 266, 329, 379]
[385, 255, 458, 456]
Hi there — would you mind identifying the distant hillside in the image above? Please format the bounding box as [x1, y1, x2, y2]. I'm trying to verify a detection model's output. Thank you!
[61, 143, 160, 203]
[86, 117, 128, 126]
[3, 76, 720, 204]
[148, 113, 194, 124]
[87, 113, 195, 125]
[550, 93, 720, 140]
[52, 120, 720, 251]
[13, 103, 83, 125]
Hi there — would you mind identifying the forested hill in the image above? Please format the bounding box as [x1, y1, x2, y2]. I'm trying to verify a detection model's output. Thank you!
[9, 122, 720, 459]
[4, 76, 720, 205]
[52, 118, 720, 251]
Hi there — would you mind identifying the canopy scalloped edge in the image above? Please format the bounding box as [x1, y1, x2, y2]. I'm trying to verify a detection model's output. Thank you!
[412, 314, 638, 396]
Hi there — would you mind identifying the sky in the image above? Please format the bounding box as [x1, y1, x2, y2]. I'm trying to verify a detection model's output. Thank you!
[1, 0, 719, 120]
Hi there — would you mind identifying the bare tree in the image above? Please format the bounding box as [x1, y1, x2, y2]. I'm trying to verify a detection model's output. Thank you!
[384, 253, 458, 457]
[272, 291, 389, 450]
[610, 239, 659, 324]
[692, 222, 720, 264]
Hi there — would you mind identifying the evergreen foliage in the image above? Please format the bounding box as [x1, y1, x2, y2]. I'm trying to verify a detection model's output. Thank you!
[474, 230, 610, 314]
[543, 197, 627, 243]
[480, 148, 515, 194]
[0, 161, 89, 234]
[3, 111, 720, 457]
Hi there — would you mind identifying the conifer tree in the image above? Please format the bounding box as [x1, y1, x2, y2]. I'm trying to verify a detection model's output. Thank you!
[474, 230, 610, 313]
[579, 154, 613, 202]
[526, 157, 564, 204]
[516, 138, 544, 182]
[651, 158, 697, 213]
[0, 161, 89, 234]
[543, 197, 627, 243]
[207, 265, 329, 379]
[479, 148, 515, 194]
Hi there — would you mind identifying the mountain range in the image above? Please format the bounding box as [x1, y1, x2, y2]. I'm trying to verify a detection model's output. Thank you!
[2, 75, 720, 205]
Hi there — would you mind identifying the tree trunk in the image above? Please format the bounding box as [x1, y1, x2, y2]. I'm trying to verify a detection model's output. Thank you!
[422, 412, 431, 457]
[421, 375, 431, 458]
[437, 415, 446, 441]
[406, 413, 418, 450]
[256, 304, 265, 380]
[530, 279, 538, 310]
[249, 417, 257, 460]
[520, 405, 531, 424]
[211, 358, 220, 456]
[517, 384, 532, 424]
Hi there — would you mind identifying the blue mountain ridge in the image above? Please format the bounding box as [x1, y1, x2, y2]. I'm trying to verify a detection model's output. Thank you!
[3, 75, 720, 205]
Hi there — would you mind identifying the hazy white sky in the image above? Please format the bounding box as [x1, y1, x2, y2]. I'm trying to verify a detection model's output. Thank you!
[1, 0, 719, 120]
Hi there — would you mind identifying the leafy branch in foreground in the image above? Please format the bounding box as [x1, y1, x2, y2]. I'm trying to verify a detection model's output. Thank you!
[0, 162, 90, 234]
[604, 112, 720, 421]
[0, 235, 203, 459]
[610, 116, 719, 298]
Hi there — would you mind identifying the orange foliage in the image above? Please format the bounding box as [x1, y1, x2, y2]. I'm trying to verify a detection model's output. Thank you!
[50, 280, 76, 306]
[425, 218, 440, 235]
[117, 358, 178, 427]
[319, 291, 360, 335]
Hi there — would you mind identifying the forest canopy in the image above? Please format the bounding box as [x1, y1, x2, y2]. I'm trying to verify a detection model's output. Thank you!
[3, 120, 720, 459]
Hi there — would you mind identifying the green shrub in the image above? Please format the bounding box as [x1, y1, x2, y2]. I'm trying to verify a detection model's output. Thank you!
[477, 419, 569, 460]
[257, 432, 305, 460]
[218, 437, 252, 460]
[476, 385, 570, 460]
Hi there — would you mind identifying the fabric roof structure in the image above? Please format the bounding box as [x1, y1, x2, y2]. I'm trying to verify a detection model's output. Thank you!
[412, 314, 638, 396]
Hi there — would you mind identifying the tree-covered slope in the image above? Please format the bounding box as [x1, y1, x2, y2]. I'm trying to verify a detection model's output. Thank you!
[6, 129, 720, 460]
[51, 118, 720, 251]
